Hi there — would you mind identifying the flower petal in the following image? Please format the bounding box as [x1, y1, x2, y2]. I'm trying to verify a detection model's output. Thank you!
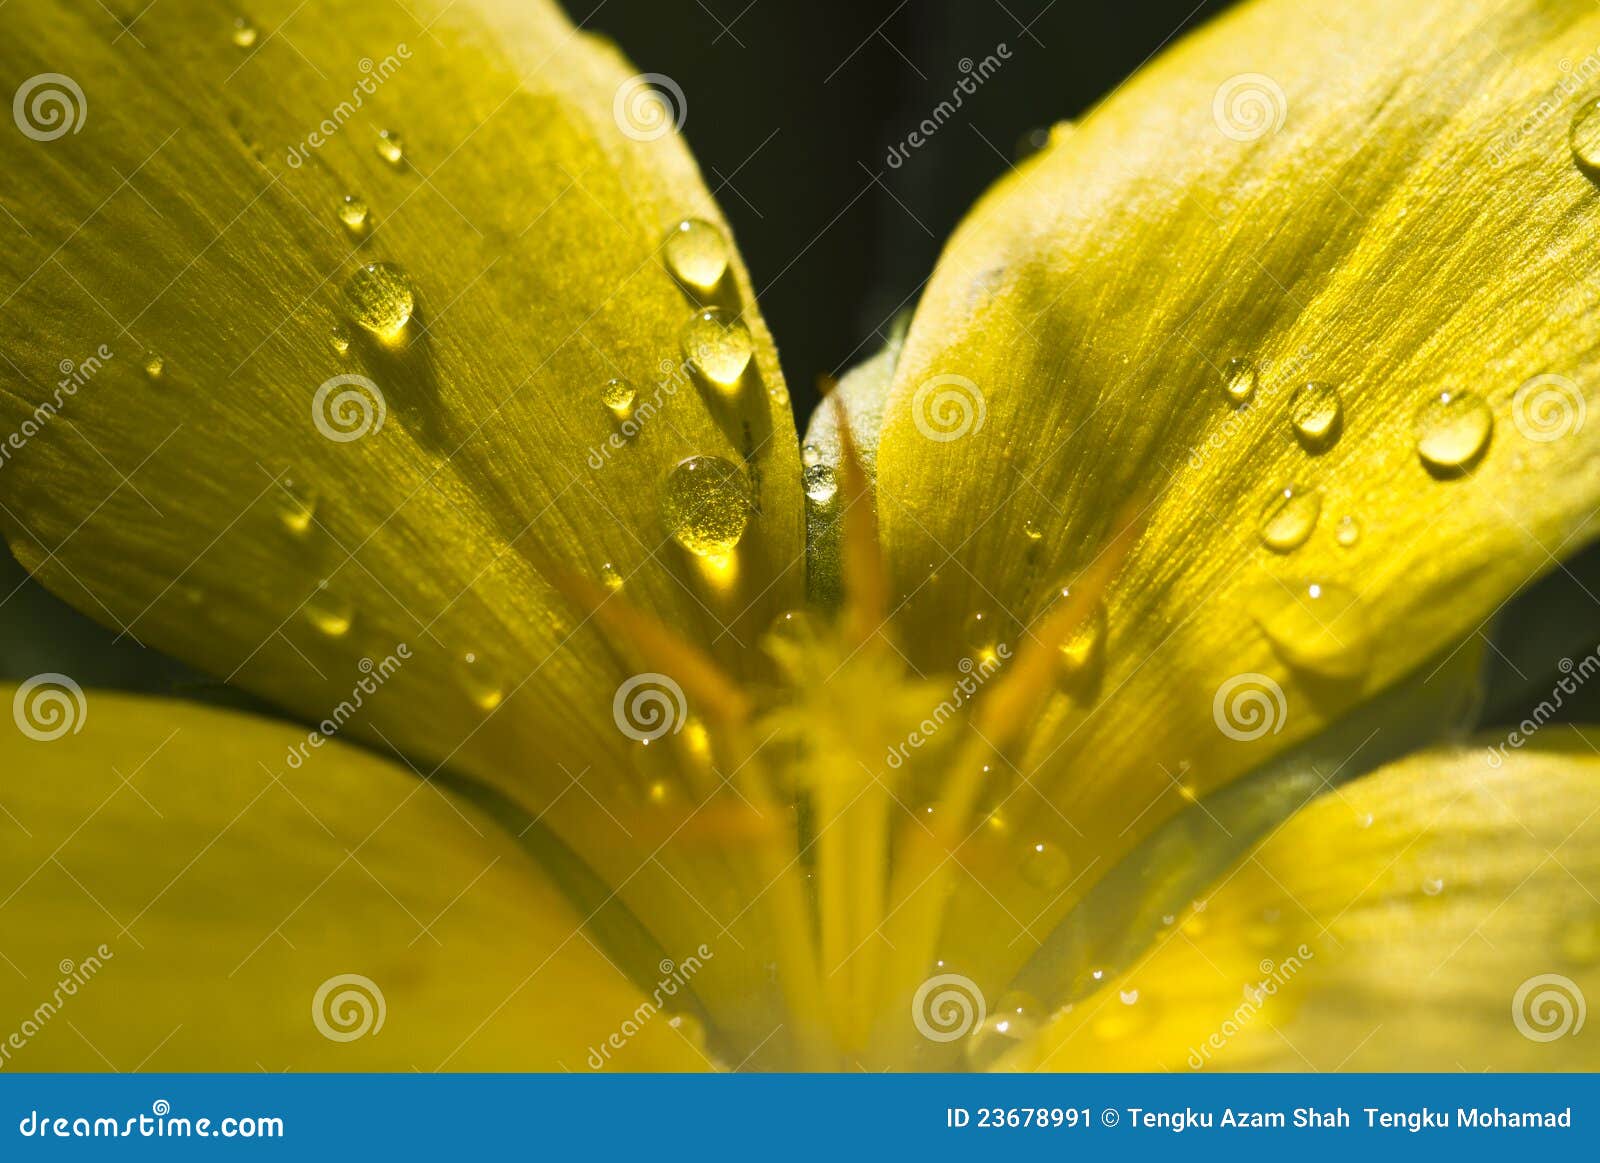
[0, 0, 801, 1038]
[1003, 731, 1600, 1071]
[871, 0, 1600, 996]
[0, 686, 709, 1070]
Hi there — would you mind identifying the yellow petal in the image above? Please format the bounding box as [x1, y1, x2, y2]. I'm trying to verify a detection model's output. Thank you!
[0, 0, 799, 1042]
[871, 0, 1600, 999]
[0, 685, 708, 1070]
[1004, 731, 1600, 1071]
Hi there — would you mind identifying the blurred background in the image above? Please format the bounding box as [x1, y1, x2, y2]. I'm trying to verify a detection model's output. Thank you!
[4, 0, 1598, 731]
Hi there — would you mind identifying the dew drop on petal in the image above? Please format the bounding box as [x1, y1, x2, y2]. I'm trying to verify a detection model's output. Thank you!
[275, 481, 317, 536]
[680, 308, 753, 389]
[1255, 579, 1370, 680]
[661, 455, 752, 558]
[329, 324, 351, 356]
[375, 128, 405, 166]
[1258, 484, 1321, 553]
[457, 650, 504, 711]
[1221, 357, 1258, 407]
[143, 354, 164, 379]
[231, 16, 257, 47]
[1414, 390, 1492, 472]
[304, 582, 353, 638]
[1421, 876, 1445, 897]
[1289, 381, 1342, 449]
[600, 562, 624, 592]
[600, 377, 636, 416]
[662, 218, 729, 293]
[338, 194, 369, 232]
[803, 463, 838, 503]
[1020, 840, 1071, 891]
[1022, 518, 1045, 543]
[342, 262, 414, 338]
[1034, 584, 1106, 689]
[1335, 514, 1361, 548]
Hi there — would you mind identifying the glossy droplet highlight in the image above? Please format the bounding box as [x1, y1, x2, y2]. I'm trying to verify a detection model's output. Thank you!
[329, 325, 351, 356]
[1335, 515, 1361, 547]
[600, 377, 636, 415]
[801, 442, 823, 467]
[275, 482, 317, 536]
[304, 583, 353, 638]
[458, 651, 504, 711]
[1221, 358, 1258, 407]
[663, 218, 729, 293]
[600, 562, 624, 592]
[376, 129, 405, 165]
[1571, 100, 1600, 172]
[1414, 390, 1492, 472]
[1289, 382, 1342, 449]
[1023, 519, 1045, 543]
[231, 16, 257, 47]
[1034, 584, 1106, 689]
[1255, 579, 1370, 680]
[661, 455, 752, 558]
[338, 194, 369, 232]
[143, 354, 164, 380]
[1421, 876, 1445, 897]
[680, 309, 752, 389]
[1258, 484, 1321, 553]
[343, 262, 414, 339]
[803, 464, 837, 503]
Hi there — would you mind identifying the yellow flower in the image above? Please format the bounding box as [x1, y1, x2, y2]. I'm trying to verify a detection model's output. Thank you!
[1, 0, 1598, 1071]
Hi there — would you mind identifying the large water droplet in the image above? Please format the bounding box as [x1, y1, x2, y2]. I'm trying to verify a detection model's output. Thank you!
[600, 377, 636, 416]
[231, 16, 257, 47]
[1255, 579, 1370, 680]
[1221, 358, 1258, 407]
[661, 455, 752, 558]
[1022, 519, 1045, 543]
[343, 262, 414, 338]
[1571, 100, 1600, 173]
[1258, 484, 1321, 553]
[304, 582, 353, 638]
[329, 324, 351, 356]
[803, 464, 838, 503]
[663, 218, 729, 293]
[1414, 390, 1492, 472]
[680, 309, 752, 389]
[338, 194, 369, 233]
[376, 128, 405, 166]
[1289, 382, 1342, 449]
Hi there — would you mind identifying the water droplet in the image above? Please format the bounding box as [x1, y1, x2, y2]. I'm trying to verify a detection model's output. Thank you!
[375, 128, 405, 166]
[1421, 876, 1445, 897]
[1335, 514, 1361, 547]
[963, 610, 997, 655]
[343, 262, 414, 338]
[1560, 914, 1600, 966]
[1258, 484, 1321, 553]
[680, 308, 752, 389]
[1221, 358, 1258, 407]
[600, 562, 624, 592]
[143, 354, 164, 379]
[338, 194, 369, 232]
[1023, 519, 1045, 543]
[965, 992, 1040, 1069]
[661, 455, 752, 558]
[329, 324, 351, 356]
[458, 651, 504, 711]
[600, 377, 636, 416]
[231, 16, 257, 47]
[1289, 382, 1342, 449]
[275, 482, 317, 536]
[1255, 579, 1370, 680]
[665, 1011, 708, 1051]
[1571, 100, 1600, 173]
[662, 218, 729, 294]
[1033, 584, 1106, 689]
[1021, 841, 1071, 891]
[801, 442, 822, 467]
[1414, 390, 1492, 472]
[303, 582, 352, 638]
[803, 463, 837, 503]
[1354, 810, 1374, 829]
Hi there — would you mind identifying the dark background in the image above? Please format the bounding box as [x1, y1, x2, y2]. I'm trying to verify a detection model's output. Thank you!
[584, 0, 1231, 417]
